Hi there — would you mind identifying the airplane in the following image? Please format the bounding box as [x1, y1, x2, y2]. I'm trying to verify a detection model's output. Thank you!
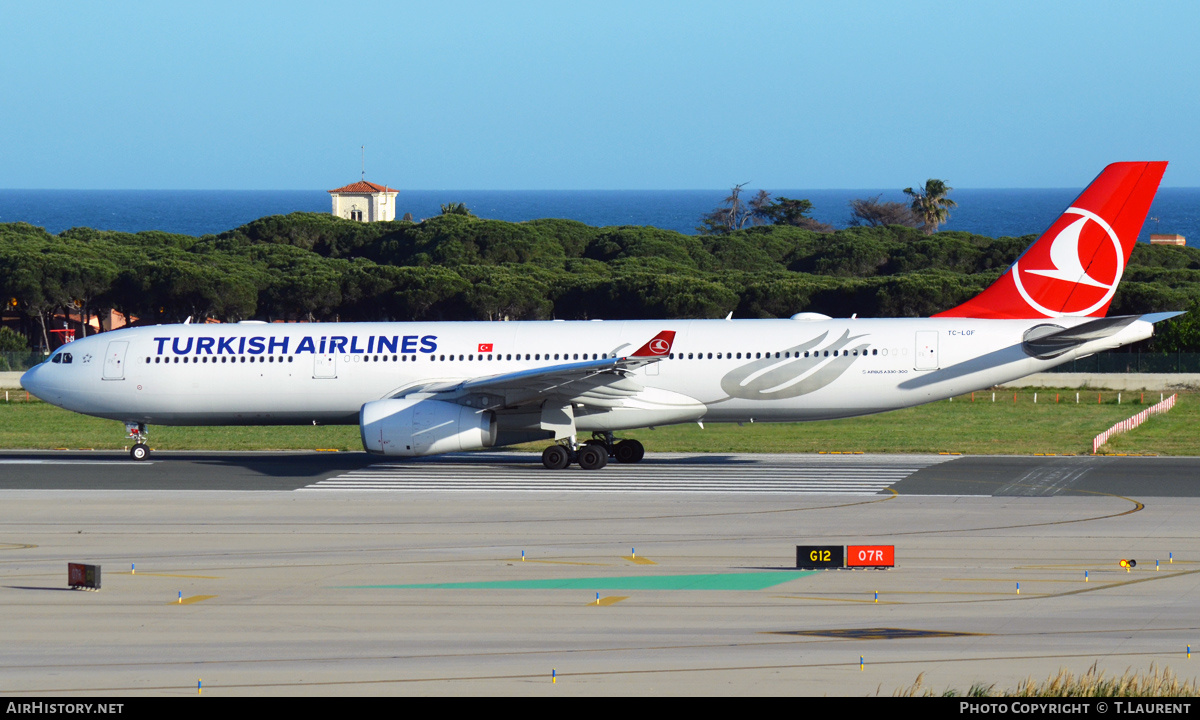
[20, 161, 1178, 469]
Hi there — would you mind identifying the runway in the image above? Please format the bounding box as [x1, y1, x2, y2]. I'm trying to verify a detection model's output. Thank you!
[2, 450, 1199, 496]
[2, 450, 1200, 696]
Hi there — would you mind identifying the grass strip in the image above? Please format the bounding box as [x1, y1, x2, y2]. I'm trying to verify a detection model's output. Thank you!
[0, 390, 1194, 456]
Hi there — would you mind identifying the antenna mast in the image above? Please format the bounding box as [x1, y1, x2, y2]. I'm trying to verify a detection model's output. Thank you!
[361, 145, 365, 181]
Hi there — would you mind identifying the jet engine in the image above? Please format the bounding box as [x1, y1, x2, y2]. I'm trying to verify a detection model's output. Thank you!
[360, 397, 496, 456]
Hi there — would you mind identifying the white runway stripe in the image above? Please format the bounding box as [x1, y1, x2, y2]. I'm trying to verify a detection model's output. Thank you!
[299, 453, 949, 494]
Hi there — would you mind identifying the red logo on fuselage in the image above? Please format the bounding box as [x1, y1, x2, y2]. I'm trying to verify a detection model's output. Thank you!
[478, 343, 493, 353]
[1012, 207, 1124, 317]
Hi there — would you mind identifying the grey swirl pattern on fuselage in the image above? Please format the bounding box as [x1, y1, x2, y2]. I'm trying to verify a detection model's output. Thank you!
[717, 330, 870, 401]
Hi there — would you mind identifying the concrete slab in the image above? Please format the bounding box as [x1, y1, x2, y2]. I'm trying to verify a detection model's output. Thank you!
[1, 468, 1198, 696]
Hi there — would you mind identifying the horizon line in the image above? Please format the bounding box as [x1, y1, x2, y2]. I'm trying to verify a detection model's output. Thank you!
[4, 185, 1200, 193]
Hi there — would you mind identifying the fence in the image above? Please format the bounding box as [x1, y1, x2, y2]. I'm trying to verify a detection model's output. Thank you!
[1093, 393, 1178, 454]
[0, 351, 46, 372]
[1048, 352, 1200, 373]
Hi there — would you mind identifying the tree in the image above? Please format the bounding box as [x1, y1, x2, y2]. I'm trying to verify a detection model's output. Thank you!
[759, 197, 834, 233]
[847, 195, 920, 228]
[440, 202, 475, 217]
[697, 184, 771, 235]
[0, 326, 29, 351]
[903, 179, 957, 235]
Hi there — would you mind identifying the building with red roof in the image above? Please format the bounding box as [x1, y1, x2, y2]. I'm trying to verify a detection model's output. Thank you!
[328, 180, 400, 222]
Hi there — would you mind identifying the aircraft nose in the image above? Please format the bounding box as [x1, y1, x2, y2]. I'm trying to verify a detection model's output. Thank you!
[19, 363, 42, 397]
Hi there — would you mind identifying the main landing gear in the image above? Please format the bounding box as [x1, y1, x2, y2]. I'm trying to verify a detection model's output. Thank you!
[540, 433, 645, 470]
[125, 421, 150, 461]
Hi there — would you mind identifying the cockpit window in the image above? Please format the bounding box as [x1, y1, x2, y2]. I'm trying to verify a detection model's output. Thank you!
[50, 352, 72, 364]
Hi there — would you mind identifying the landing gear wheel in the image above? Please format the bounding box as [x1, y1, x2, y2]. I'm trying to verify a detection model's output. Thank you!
[614, 439, 644, 464]
[542, 445, 570, 470]
[130, 443, 150, 461]
[577, 444, 608, 470]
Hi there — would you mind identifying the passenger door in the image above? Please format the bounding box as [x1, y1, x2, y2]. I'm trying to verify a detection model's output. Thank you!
[914, 331, 939, 370]
[103, 341, 128, 380]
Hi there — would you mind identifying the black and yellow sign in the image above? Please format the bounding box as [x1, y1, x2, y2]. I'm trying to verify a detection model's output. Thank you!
[796, 545, 844, 569]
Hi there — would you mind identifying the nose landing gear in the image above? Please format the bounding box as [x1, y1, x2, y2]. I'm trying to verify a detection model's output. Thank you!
[125, 421, 150, 461]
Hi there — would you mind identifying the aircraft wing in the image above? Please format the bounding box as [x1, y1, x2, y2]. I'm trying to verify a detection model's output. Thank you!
[400, 330, 676, 410]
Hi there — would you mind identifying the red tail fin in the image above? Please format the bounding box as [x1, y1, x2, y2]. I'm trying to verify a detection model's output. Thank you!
[935, 162, 1167, 319]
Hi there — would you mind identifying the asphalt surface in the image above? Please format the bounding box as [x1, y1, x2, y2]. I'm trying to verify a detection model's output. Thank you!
[3, 451, 1200, 696]
[1, 450, 1199, 496]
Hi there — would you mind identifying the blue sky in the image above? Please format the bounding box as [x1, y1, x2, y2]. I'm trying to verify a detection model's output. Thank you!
[2, 1, 1197, 189]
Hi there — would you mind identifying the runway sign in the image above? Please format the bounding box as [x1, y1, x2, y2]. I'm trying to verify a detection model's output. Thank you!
[796, 545, 845, 569]
[68, 563, 101, 590]
[846, 545, 895, 568]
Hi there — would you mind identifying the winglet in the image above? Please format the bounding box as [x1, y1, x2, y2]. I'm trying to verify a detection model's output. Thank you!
[630, 330, 675, 358]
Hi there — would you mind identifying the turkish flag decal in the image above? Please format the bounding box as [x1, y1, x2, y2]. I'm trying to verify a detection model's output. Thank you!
[478, 343, 493, 353]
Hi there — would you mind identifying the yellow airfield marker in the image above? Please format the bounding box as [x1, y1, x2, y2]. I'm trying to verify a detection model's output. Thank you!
[592, 596, 629, 607]
[624, 555, 656, 565]
[172, 595, 217, 605]
[127, 572, 222, 579]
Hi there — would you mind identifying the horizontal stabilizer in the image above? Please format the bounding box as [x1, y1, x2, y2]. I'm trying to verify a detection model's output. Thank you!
[1021, 312, 1180, 359]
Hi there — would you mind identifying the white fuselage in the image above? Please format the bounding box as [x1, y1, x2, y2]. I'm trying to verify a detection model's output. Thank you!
[20, 316, 1153, 433]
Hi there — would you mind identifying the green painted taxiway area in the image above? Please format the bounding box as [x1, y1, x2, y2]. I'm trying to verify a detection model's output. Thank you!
[345, 570, 816, 592]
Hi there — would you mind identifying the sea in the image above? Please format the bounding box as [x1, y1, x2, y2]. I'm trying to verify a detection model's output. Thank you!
[1, 187, 1197, 244]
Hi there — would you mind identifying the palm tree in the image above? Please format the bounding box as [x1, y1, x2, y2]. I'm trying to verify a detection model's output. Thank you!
[903, 179, 956, 235]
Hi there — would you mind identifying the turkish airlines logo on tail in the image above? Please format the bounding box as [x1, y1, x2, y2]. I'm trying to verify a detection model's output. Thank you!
[631, 330, 676, 357]
[1012, 207, 1124, 317]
